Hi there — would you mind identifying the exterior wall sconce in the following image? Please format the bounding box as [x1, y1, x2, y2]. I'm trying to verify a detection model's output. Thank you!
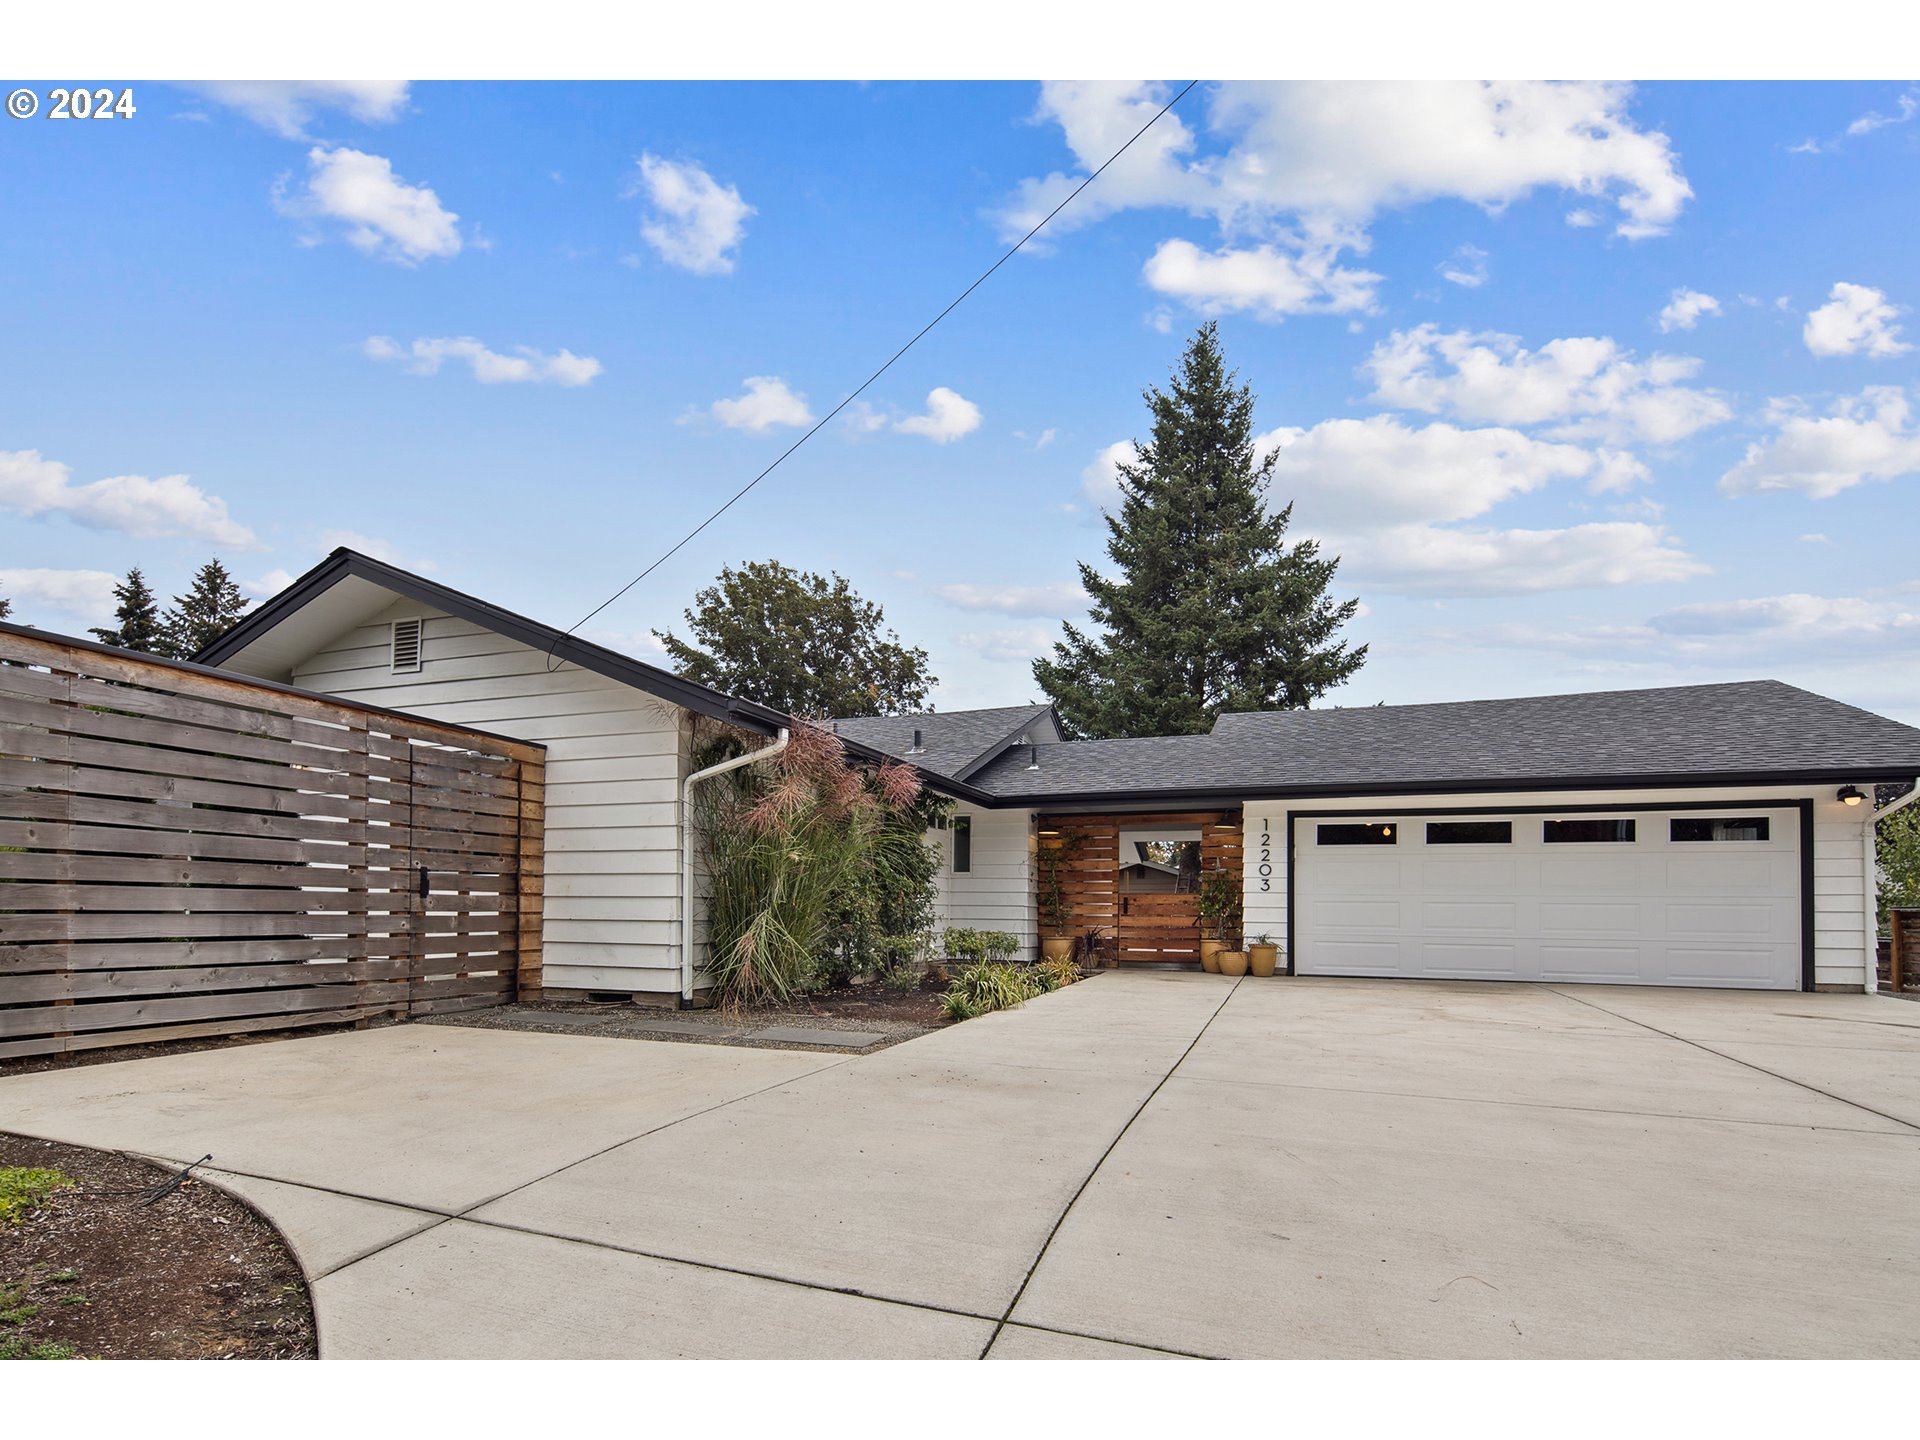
[1838, 786, 1865, 807]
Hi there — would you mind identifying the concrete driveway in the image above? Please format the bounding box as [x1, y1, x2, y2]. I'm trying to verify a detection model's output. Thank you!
[3, 973, 1918, 1358]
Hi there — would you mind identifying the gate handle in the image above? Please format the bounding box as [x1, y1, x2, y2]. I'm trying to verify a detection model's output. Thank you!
[418, 866, 430, 899]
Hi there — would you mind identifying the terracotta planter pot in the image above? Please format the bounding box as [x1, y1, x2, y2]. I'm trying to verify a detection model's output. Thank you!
[1217, 950, 1249, 977]
[1248, 943, 1279, 977]
[1199, 939, 1224, 973]
[1041, 936, 1075, 963]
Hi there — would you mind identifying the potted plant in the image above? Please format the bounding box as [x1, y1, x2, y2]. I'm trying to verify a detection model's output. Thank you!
[1248, 932, 1280, 978]
[1217, 946, 1249, 977]
[1036, 831, 1082, 963]
[1196, 867, 1241, 974]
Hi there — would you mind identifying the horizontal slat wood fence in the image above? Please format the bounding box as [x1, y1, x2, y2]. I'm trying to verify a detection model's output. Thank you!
[0, 624, 544, 1060]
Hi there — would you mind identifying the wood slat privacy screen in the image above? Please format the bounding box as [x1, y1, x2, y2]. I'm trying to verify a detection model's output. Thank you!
[1046, 811, 1242, 966]
[0, 625, 545, 1060]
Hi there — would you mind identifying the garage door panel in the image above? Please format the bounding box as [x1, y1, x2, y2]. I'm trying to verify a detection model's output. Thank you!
[1537, 944, 1644, 981]
[1297, 806, 1801, 991]
[1421, 900, 1517, 931]
[1539, 900, 1641, 937]
[1539, 856, 1641, 891]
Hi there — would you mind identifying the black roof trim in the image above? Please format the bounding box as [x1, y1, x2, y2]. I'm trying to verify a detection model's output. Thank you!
[1015, 768, 1920, 811]
[192, 549, 991, 803]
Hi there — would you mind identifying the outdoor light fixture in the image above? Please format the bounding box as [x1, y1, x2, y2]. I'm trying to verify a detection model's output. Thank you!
[1838, 786, 1865, 807]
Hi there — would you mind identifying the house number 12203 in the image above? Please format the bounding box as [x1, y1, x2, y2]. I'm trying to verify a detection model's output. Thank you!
[1256, 820, 1273, 892]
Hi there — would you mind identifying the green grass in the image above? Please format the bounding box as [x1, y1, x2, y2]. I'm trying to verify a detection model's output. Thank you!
[0, 1168, 73, 1226]
[0, 1334, 79, 1360]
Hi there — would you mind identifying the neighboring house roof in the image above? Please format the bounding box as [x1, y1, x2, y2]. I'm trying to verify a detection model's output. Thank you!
[964, 680, 1920, 805]
[829, 704, 1060, 782]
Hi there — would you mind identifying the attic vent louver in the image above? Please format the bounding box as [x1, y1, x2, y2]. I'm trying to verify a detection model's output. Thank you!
[390, 617, 423, 674]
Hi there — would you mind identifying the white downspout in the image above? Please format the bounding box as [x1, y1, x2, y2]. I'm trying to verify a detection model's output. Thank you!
[681, 728, 790, 1008]
[1868, 779, 1920, 994]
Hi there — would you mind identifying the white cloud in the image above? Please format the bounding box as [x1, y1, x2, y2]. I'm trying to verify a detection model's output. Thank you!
[1004, 82, 1686, 328]
[1080, 439, 1141, 511]
[1363, 325, 1731, 445]
[1438, 244, 1488, 288]
[1719, 385, 1920, 499]
[1263, 415, 1645, 529]
[1657, 288, 1721, 332]
[278, 146, 461, 263]
[1799, 533, 1831, 544]
[241, 568, 297, 599]
[1650, 592, 1918, 646]
[893, 387, 982, 444]
[630, 154, 752, 276]
[185, 82, 410, 140]
[1804, 282, 1911, 358]
[1846, 91, 1918, 138]
[935, 582, 1087, 617]
[0, 448, 258, 548]
[1142, 231, 1381, 319]
[706, 376, 813, 433]
[0, 568, 118, 627]
[1564, 207, 1601, 227]
[1340, 522, 1706, 597]
[956, 626, 1058, 663]
[1003, 80, 1690, 242]
[1032, 428, 1058, 450]
[362, 335, 601, 386]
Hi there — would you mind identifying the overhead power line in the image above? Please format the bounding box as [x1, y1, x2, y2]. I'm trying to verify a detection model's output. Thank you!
[555, 80, 1200, 650]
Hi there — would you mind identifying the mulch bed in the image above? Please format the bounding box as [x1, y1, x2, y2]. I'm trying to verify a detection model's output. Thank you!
[0, 1133, 316, 1360]
[426, 979, 957, 1052]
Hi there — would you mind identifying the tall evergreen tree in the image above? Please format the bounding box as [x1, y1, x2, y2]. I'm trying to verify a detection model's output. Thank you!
[0, 594, 10, 621]
[1033, 322, 1366, 738]
[161, 559, 251, 659]
[89, 567, 167, 654]
[656, 560, 933, 717]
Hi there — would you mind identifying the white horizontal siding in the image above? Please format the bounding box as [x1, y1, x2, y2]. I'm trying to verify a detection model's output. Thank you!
[290, 600, 690, 992]
[1242, 783, 1878, 991]
[931, 803, 1036, 953]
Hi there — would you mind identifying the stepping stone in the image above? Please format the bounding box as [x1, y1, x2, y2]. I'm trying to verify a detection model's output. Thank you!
[747, 1026, 887, 1050]
[519, 1011, 615, 1029]
[627, 1017, 749, 1038]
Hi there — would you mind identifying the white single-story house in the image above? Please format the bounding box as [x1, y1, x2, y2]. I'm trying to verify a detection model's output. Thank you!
[201, 548, 1920, 998]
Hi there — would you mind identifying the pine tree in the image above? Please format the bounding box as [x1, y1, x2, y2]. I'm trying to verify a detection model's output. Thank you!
[1033, 322, 1366, 738]
[161, 559, 251, 659]
[89, 567, 167, 654]
[0, 595, 11, 621]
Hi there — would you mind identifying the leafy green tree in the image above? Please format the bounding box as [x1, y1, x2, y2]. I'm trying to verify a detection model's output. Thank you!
[1034, 322, 1367, 738]
[162, 558, 250, 659]
[89, 567, 167, 654]
[0, 594, 11, 621]
[656, 560, 933, 717]
[1879, 802, 1920, 931]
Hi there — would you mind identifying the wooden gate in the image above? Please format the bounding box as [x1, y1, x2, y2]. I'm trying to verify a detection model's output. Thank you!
[0, 624, 544, 1061]
[1046, 811, 1243, 967]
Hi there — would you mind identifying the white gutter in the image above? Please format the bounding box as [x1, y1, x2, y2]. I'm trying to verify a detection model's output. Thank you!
[1865, 779, 1920, 994]
[681, 728, 789, 1008]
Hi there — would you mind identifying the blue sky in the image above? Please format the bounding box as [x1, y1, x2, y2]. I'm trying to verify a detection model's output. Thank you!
[3, 80, 1918, 721]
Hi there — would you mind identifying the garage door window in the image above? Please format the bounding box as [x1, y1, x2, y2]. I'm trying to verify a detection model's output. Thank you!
[1426, 820, 1512, 845]
[1317, 822, 1398, 845]
[1671, 816, 1770, 842]
[1542, 818, 1636, 843]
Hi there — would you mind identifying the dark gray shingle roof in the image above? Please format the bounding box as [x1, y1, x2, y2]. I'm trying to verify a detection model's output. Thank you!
[964, 680, 1920, 802]
[830, 703, 1058, 781]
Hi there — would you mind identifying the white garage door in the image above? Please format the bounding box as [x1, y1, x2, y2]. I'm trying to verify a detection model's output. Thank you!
[1294, 808, 1802, 990]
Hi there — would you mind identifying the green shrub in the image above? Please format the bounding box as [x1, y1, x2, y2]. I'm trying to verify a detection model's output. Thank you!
[0, 1168, 72, 1227]
[1034, 956, 1081, 992]
[941, 960, 1041, 1020]
[942, 927, 1019, 964]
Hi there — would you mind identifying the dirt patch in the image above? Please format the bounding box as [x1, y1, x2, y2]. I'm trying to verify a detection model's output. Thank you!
[426, 980, 956, 1052]
[0, 1133, 316, 1360]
